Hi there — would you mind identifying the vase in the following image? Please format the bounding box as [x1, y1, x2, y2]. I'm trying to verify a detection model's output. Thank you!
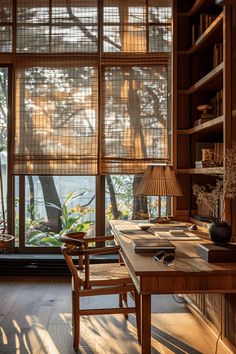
[208, 221, 232, 244]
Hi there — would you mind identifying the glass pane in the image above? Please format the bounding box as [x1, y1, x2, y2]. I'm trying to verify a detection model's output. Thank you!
[51, 26, 98, 52]
[104, 1, 146, 24]
[105, 175, 170, 233]
[148, 7, 172, 23]
[149, 25, 172, 52]
[0, 26, 12, 52]
[0, 68, 8, 232]
[17, 0, 49, 23]
[0, 0, 12, 22]
[102, 66, 168, 173]
[52, 1, 98, 24]
[104, 25, 146, 52]
[24, 176, 95, 247]
[14, 66, 98, 175]
[103, 0, 146, 53]
[16, 25, 49, 52]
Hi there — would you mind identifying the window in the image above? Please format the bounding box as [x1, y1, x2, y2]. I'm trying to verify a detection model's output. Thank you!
[15, 176, 95, 248]
[0, 1, 173, 253]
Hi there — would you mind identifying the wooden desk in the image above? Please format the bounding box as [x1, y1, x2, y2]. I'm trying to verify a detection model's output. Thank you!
[110, 220, 236, 354]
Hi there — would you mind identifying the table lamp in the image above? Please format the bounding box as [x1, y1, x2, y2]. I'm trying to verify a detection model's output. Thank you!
[136, 164, 182, 223]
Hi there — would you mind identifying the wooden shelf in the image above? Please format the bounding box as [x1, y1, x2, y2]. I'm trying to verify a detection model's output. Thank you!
[177, 115, 224, 135]
[188, 62, 223, 94]
[189, 0, 213, 16]
[177, 167, 224, 174]
[189, 12, 223, 55]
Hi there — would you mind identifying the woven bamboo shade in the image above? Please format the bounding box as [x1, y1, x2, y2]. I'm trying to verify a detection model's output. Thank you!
[136, 165, 182, 196]
[9, 0, 172, 175]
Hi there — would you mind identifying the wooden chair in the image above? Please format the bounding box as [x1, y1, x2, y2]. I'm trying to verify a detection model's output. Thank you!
[60, 232, 140, 351]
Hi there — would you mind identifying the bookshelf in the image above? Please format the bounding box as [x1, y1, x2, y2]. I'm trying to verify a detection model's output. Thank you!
[174, 0, 236, 350]
[174, 0, 225, 222]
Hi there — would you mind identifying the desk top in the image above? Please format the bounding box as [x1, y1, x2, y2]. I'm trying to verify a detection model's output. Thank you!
[110, 220, 236, 294]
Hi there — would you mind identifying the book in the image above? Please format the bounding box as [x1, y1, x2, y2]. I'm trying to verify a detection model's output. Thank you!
[194, 118, 213, 127]
[148, 229, 201, 241]
[197, 243, 236, 263]
[131, 239, 176, 253]
[195, 160, 215, 168]
[213, 43, 223, 68]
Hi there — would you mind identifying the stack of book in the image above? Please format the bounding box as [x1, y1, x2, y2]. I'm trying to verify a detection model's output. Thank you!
[195, 142, 223, 168]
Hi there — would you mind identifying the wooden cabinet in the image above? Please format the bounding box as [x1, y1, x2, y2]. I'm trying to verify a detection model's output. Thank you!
[174, 0, 236, 350]
[174, 0, 225, 224]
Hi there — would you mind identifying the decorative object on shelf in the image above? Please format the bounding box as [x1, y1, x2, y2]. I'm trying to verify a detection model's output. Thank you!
[136, 164, 182, 223]
[194, 105, 215, 127]
[193, 143, 236, 244]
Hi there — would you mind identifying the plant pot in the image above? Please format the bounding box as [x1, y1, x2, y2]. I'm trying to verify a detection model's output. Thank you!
[208, 222, 232, 244]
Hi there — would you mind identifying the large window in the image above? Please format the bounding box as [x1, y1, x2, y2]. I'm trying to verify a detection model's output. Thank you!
[0, 0, 173, 252]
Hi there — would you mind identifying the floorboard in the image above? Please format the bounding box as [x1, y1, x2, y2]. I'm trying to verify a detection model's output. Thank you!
[0, 277, 233, 354]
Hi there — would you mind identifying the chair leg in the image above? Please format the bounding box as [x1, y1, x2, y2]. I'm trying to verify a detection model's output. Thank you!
[72, 290, 80, 351]
[134, 290, 141, 344]
[119, 293, 122, 307]
[123, 291, 128, 319]
[119, 287, 129, 319]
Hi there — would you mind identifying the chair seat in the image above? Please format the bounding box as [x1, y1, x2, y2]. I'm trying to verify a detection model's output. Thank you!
[77, 263, 133, 286]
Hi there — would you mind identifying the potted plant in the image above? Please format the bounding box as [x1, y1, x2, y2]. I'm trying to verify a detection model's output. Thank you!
[192, 143, 236, 244]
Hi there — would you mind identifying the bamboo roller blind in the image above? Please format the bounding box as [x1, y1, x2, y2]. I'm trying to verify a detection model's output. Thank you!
[6, 0, 172, 175]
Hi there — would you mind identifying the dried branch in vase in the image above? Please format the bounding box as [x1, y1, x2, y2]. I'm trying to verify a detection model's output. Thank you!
[193, 142, 236, 222]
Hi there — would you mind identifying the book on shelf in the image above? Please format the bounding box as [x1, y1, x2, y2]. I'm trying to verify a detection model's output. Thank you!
[191, 24, 196, 45]
[216, 89, 223, 116]
[192, 13, 217, 44]
[213, 43, 223, 68]
[209, 90, 223, 117]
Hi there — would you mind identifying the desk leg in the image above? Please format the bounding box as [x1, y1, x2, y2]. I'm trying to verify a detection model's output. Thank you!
[141, 294, 151, 354]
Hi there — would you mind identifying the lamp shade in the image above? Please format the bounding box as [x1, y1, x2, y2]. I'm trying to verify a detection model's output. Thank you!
[136, 165, 182, 197]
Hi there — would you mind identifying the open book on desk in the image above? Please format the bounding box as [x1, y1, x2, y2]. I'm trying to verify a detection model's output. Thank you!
[147, 227, 201, 241]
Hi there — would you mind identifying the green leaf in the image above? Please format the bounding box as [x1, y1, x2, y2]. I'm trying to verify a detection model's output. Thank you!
[45, 202, 62, 211]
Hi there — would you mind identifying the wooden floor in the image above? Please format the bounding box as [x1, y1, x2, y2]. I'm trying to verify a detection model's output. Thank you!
[0, 277, 233, 354]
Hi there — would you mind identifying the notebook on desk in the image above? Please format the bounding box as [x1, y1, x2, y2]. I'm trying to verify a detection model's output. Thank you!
[131, 239, 176, 253]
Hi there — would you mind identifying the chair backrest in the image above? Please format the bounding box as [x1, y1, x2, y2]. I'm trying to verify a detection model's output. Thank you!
[61, 233, 121, 290]
[61, 232, 86, 290]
